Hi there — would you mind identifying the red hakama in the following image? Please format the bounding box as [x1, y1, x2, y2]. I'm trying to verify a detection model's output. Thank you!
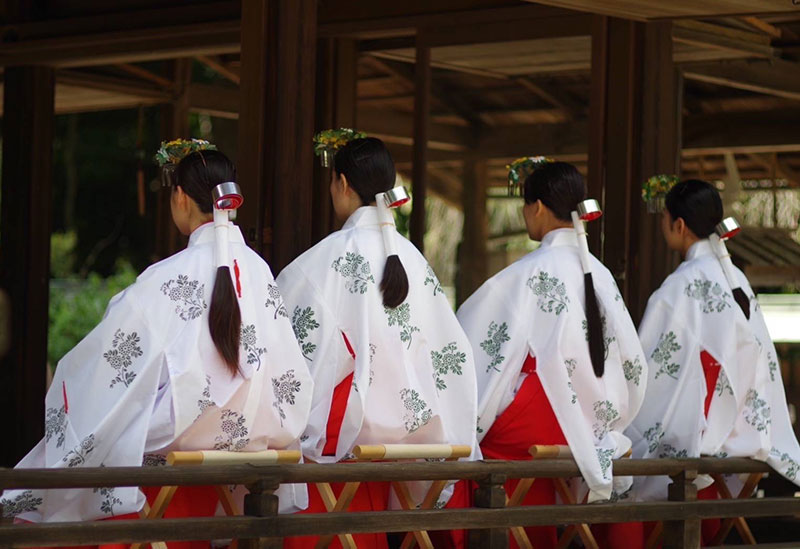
[283, 334, 389, 549]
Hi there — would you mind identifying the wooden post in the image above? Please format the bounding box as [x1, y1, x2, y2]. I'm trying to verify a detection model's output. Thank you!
[663, 469, 701, 549]
[0, 66, 55, 466]
[469, 473, 508, 549]
[410, 38, 431, 253]
[154, 59, 191, 260]
[242, 480, 281, 549]
[238, 0, 317, 270]
[458, 155, 488, 306]
[313, 37, 357, 241]
[587, 17, 680, 322]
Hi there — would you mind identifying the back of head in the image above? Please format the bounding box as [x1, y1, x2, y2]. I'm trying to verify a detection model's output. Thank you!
[175, 150, 237, 213]
[334, 137, 396, 205]
[665, 179, 723, 238]
[175, 149, 242, 376]
[525, 161, 604, 376]
[523, 162, 586, 221]
[334, 137, 407, 308]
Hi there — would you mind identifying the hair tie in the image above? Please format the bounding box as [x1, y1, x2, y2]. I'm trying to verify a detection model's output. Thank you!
[375, 187, 410, 258]
[571, 199, 603, 274]
[709, 217, 750, 319]
[212, 182, 244, 270]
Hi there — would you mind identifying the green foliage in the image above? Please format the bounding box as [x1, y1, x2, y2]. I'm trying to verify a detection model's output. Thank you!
[50, 232, 77, 278]
[48, 261, 137, 369]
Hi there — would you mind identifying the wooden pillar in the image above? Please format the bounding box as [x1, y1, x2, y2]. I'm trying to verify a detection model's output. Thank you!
[238, 0, 317, 271]
[588, 17, 680, 322]
[0, 66, 55, 466]
[410, 38, 431, 253]
[458, 156, 488, 306]
[154, 60, 191, 260]
[313, 37, 357, 241]
[469, 473, 508, 548]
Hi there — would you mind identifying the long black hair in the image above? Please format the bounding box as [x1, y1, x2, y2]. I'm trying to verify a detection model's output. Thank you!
[174, 150, 242, 375]
[334, 137, 409, 308]
[666, 179, 750, 319]
[524, 162, 605, 377]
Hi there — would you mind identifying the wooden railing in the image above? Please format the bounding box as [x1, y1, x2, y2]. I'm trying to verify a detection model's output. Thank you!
[1, 457, 798, 548]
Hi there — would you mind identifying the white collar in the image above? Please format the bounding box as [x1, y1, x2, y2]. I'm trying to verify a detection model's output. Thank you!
[342, 206, 381, 230]
[539, 228, 578, 249]
[188, 221, 245, 248]
[686, 239, 714, 261]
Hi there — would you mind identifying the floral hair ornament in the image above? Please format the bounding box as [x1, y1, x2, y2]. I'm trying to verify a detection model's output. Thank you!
[154, 138, 217, 187]
[506, 156, 554, 196]
[642, 174, 679, 213]
[313, 128, 367, 167]
[709, 216, 750, 319]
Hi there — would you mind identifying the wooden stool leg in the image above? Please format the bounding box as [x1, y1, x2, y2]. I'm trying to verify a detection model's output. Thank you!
[392, 481, 434, 549]
[131, 486, 178, 549]
[315, 482, 360, 549]
[645, 522, 663, 549]
[400, 479, 450, 549]
[504, 478, 536, 549]
[554, 479, 598, 549]
[709, 473, 761, 546]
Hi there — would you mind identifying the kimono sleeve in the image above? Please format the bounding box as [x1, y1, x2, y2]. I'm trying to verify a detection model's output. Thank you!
[3, 286, 165, 522]
[276, 262, 350, 459]
[457, 277, 531, 440]
[629, 296, 705, 500]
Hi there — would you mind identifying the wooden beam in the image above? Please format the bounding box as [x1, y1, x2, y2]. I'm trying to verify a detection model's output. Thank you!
[673, 20, 775, 58]
[195, 55, 240, 85]
[0, 20, 240, 67]
[741, 16, 782, 39]
[411, 39, 431, 253]
[419, 14, 592, 48]
[359, 107, 467, 151]
[318, 4, 573, 39]
[0, 66, 54, 466]
[683, 110, 800, 155]
[365, 55, 484, 131]
[57, 70, 172, 102]
[116, 63, 174, 89]
[514, 77, 584, 119]
[682, 59, 800, 102]
[186, 82, 239, 119]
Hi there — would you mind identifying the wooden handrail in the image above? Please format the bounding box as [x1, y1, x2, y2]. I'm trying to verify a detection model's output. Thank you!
[0, 457, 788, 549]
[0, 457, 774, 490]
[3, 499, 800, 546]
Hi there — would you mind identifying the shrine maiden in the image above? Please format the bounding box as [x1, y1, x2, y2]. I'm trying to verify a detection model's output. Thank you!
[457, 161, 647, 547]
[1, 145, 313, 523]
[629, 180, 800, 505]
[277, 136, 478, 547]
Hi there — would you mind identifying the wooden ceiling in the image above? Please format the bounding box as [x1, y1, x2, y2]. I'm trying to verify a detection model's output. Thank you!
[525, 0, 800, 21]
[2, 0, 800, 197]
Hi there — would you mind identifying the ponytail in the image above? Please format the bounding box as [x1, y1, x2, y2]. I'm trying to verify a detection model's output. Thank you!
[584, 273, 605, 377]
[571, 200, 605, 378]
[209, 266, 241, 375]
[381, 255, 409, 308]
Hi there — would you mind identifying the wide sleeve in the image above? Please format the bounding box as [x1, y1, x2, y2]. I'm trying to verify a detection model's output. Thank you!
[457, 276, 531, 441]
[276, 262, 351, 460]
[2, 286, 165, 522]
[628, 296, 706, 500]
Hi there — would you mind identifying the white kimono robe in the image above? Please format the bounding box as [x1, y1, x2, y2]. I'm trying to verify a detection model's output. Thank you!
[457, 228, 647, 502]
[276, 206, 478, 468]
[1, 222, 313, 522]
[629, 239, 800, 500]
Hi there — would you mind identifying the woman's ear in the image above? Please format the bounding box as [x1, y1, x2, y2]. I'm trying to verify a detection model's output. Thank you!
[674, 216, 687, 236]
[339, 173, 352, 196]
[533, 200, 544, 218]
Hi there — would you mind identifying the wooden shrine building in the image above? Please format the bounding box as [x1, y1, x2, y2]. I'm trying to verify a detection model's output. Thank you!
[1, 0, 800, 465]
